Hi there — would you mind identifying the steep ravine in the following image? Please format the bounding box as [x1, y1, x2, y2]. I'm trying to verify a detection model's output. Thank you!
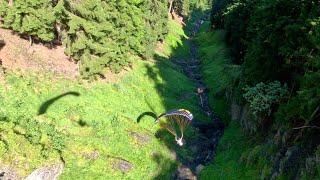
[173, 18, 224, 180]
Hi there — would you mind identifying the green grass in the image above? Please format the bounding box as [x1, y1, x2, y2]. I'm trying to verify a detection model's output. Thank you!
[200, 121, 259, 179]
[158, 19, 189, 58]
[0, 60, 204, 179]
[0, 10, 261, 180]
[0, 17, 208, 179]
[195, 21, 259, 179]
[195, 24, 241, 124]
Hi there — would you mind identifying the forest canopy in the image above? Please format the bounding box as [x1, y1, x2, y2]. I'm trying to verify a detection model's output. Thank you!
[0, 0, 169, 77]
[210, 0, 320, 178]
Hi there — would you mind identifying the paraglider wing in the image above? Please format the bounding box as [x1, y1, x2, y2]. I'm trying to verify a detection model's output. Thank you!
[155, 109, 193, 123]
[155, 109, 193, 146]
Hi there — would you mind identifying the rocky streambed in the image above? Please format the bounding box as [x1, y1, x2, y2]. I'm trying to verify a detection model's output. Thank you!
[173, 19, 225, 180]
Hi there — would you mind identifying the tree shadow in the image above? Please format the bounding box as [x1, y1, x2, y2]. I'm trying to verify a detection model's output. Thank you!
[138, 9, 224, 179]
[151, 151, 178, 180]
[142, 54, 194, 179]
[38, 91, 80, 115]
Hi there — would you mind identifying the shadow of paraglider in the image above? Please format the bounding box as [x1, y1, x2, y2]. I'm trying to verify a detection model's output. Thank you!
[136, 111, 158, 123]
[38, 91, 80, 115]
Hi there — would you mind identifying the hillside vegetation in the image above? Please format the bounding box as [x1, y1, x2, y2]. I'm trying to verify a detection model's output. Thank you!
[0, 0, 210, 78]
[0, 0, 168, 77]
[199, 0, 320, 179]
[0, 16, 212, 178]
[0, 0, 319, 179]
[0, 0, 219, 178]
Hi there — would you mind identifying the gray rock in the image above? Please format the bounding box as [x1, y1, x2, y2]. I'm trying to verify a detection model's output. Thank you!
[195, 164, 204, 175]
[112, 159, 133, 173]
[175, 165, 196, 180]
[83, 150, 100, 160]
[0, 166, 20, 180]
[129, 131, 151, 145]
[25, 163, 64, 180]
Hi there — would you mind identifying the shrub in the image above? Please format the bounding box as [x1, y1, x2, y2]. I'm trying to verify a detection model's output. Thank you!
[243, 81, 289, 117]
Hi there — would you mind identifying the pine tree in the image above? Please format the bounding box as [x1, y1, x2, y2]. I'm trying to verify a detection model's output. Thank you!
[0, 0, 169, 77]
[0, 0, 59, 42]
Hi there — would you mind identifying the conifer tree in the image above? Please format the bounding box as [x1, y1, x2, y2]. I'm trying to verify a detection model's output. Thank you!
[0, 0, 59, 42]
[0, 0, 169, 77]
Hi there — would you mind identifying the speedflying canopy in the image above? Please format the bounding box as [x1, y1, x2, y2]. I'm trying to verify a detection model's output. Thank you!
[155, 109, 193, 146]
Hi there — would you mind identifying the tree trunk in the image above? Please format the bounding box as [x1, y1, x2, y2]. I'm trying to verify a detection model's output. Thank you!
[29, 36, 33, 47]
[168, 0, 173, 14]
[55, 22, 61, 44]
[8, 0, 13, 7]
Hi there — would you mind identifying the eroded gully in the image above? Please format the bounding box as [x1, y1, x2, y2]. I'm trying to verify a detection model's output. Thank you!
[172, 18, 225, 180]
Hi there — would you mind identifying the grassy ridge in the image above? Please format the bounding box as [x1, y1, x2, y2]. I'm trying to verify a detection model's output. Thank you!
[194, 21, 259, 179]
[0, 19, 205, 179]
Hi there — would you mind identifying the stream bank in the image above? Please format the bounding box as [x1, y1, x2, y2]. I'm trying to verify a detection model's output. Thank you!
[172, 17, 224, 180]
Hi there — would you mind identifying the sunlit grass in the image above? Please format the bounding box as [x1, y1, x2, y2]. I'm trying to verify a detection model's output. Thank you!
[160, 19, 189, 57]
[0, 59, 204, 179]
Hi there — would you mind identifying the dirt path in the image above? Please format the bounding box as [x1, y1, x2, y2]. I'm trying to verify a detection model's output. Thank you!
[173, 19, 224, 180]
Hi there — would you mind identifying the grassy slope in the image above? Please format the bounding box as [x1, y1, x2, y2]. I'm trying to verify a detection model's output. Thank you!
[160, 19, 189, 58]
[200, 121, 259, 179]
[195, 22, 240, 124]
[0, 19, 205, 179]
[194, 22, 259, 179]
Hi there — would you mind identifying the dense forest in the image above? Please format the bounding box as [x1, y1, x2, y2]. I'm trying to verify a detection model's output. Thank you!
[205, 0, 320, 179]
[0, 0, 319, 179]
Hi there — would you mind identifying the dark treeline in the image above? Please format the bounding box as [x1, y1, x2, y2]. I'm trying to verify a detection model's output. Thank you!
[211, 0, 320, 179]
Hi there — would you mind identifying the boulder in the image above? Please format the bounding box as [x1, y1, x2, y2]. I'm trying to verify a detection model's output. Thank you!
[25, 163, 64, 180]
[175, 165, 196, 180]
[0, 166, 20, 180]
[112, 159, 133, 173]
[195, 164, 205, 175]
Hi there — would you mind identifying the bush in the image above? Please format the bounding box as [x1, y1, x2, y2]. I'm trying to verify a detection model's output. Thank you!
[244, 81, 289, 117]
